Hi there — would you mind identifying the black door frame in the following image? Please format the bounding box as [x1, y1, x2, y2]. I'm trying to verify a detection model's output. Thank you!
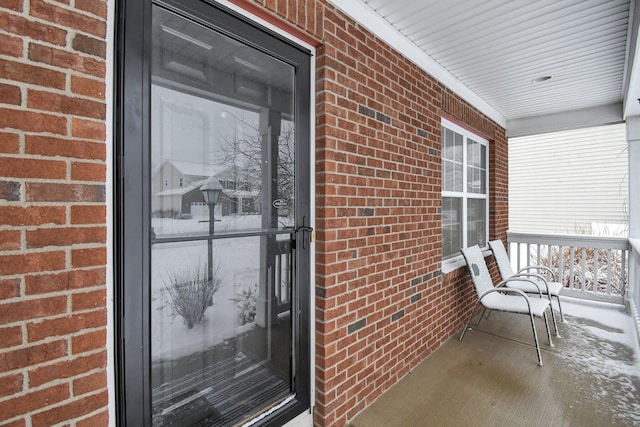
[114, 1, 312, 424]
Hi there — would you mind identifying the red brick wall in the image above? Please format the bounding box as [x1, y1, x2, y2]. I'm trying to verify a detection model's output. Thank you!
[245, 2, 508, 425]
[0, 0, 109, 425]
[0, 0, 508, 426]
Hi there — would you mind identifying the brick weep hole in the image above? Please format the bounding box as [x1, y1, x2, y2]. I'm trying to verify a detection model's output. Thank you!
[0, 0, 507, 426]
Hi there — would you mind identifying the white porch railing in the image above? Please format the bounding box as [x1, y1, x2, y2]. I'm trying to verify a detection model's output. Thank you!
[507, 232, 630, 305]
[628, 238, 640, 345]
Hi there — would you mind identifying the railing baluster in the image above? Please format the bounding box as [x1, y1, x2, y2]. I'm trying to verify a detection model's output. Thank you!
[569, 247, 575, 290]
[286, 244, 291, 304]
[559, 245, 564, 284]
[517, 243, 522, 271]
[593, 247, 599, 293]
[547, 245, 555, 280]
[606, 249, 612, 295]
[273, 249, 282, 305]
[621, 249, 627, 297]
[581, 248, 587, 291]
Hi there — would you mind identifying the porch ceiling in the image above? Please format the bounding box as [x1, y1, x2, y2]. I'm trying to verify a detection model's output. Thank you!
[330, 0, 640, 136]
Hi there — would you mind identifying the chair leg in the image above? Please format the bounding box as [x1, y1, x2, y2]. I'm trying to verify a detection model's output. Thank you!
[548, 296, 560, 337]
[475, 308, 489, 326]
[460, 301, 482, 341]
[528, 312, 543, 367]
[556, 295, 565, 322]
[543, 310, 553, 348]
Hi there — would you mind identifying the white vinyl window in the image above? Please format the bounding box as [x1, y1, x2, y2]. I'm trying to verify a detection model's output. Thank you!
[442, 118, 489, 259]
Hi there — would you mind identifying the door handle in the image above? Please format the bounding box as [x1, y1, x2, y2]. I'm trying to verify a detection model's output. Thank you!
[295, 225, 314, 249]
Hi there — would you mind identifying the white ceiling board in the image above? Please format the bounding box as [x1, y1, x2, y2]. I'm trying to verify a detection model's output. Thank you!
[327, 0, 507, 126]
[335, 0, 635, 128]
[624, 0, 640, 118]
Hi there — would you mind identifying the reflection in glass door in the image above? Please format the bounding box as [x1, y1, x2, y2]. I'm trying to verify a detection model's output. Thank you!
[146, 5, 304, 426]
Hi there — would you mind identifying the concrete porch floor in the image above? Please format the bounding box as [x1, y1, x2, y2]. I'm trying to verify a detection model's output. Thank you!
[349, 298, 640, 427]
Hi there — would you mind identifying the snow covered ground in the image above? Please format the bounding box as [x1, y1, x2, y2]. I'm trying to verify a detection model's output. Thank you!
[559, 297, 640, 424]
[151, 215, 267, 361]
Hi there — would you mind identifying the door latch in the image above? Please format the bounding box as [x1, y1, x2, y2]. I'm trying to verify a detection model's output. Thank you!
[295, 225, 314, 249]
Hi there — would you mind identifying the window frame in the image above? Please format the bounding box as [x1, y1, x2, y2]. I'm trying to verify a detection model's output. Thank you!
[441, 118, 490, 260]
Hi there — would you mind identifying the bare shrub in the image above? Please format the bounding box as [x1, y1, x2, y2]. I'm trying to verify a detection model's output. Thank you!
[164, 263, 222, 329]
[529, 245, 627, 295]
[231, 284, 257, 325]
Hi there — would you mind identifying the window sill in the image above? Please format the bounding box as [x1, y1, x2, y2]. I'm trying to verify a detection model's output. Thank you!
[441, 256, 466, 274]
[441, 247, 491, 275]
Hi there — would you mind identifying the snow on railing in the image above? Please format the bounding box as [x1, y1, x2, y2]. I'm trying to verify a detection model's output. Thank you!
[507, 232, 630, 304]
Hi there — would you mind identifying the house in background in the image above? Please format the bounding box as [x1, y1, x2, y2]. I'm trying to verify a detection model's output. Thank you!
[152, 160, 259, 217]
[509, 123, 629, 236]
[0, 0, 639, 426]
[151, 159, 213, 217]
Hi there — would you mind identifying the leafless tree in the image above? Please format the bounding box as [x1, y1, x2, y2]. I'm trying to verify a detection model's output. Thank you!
[214, 111, 295, 220]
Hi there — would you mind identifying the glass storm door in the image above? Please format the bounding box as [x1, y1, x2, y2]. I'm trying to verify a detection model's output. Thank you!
[117, 1, 311, 425]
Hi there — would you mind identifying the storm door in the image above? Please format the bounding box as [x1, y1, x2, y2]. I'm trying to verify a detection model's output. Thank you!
[117, 1, 311, 425]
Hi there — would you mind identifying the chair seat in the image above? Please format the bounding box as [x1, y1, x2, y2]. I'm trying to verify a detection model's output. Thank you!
[481, 292, 550, 317]
[506, 279, 563, 296]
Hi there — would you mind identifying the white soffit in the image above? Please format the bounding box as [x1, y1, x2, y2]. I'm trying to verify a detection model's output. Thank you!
[327, 0, 506, 127]
[624, 0, 640, 118]
[330, 0, 632, 130]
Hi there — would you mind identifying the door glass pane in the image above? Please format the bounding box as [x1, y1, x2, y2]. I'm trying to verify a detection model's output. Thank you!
[150, 6, 295, 425]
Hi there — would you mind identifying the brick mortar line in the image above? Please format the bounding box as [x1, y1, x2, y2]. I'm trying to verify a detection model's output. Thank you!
[0, 176, 106, 183]
[0, 328, 106, 366]
[33, 390, 108, 426]
[0, 334, 106, 362]
[9, 279, 106, 303]
[0, 202, 105, 209]
[0, 380, 107, 411]
[0, 51, 107, 80]
[0, 235, 104, 254]
[1, 223, 106, 230]
[6, 130, 108, 144]
[0, 286, 106, 307]
[1, 4, 108, 34]
[72, 407, 108, 425]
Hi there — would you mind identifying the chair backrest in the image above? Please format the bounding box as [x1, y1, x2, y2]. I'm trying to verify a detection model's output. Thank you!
[488, 239, 515, 279]
[460, 245, 495, 298]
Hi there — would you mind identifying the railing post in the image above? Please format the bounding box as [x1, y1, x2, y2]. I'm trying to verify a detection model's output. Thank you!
[626, 240, 640, 347]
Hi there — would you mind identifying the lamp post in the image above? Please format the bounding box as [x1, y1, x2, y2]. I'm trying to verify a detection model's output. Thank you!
[200, 177, 223, 284]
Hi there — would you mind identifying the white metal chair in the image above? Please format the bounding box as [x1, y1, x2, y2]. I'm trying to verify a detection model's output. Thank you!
[489, 239, 564, 335]
[459, 245, 553, 366]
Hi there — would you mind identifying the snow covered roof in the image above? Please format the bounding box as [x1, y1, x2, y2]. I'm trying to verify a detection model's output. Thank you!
[153, 159, 220, 179]
[155, 180, 204, 197]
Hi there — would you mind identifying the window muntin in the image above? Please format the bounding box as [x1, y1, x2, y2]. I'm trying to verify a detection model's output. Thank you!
[441, 119, 489, 259]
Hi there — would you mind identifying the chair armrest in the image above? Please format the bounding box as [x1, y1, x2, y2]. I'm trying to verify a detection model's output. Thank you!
[499, 277, 545, 297]
[510, 272, 546, 282]
[517, 265, 556, 281]
[508, 273, 551, 295]
[479, 287, 532, 312]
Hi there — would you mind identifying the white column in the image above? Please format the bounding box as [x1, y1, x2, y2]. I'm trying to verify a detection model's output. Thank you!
[626, 117, 640, 329]
[627, 116, 640, 238]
